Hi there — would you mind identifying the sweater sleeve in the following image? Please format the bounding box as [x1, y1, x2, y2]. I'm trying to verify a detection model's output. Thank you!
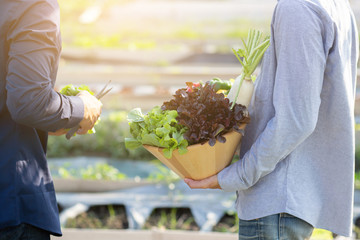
[5, 1, 83, 132]
[218, 0, 328, 191]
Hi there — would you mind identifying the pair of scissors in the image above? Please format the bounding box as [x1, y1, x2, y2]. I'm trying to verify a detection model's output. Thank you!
[66, 80, 112, 140]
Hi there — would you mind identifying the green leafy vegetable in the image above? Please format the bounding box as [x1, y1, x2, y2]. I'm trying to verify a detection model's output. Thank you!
[125, 107, 189, 159]
[233, 29, 270, 80]
[60, 84, 95, 96]
[162, 83, 250, 146]
[127, 108, 145, 123]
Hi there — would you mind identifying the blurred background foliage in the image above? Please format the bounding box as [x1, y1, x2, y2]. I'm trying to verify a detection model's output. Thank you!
[58, 0, 269, 50]
[48, 111, 152, 160]
[49, 1, 360, 237]
[51, 0, 271, 160]
[54, 0, 360, 168]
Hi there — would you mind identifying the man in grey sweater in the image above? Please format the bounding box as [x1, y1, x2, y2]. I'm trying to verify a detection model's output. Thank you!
[185, 0, 359, 238]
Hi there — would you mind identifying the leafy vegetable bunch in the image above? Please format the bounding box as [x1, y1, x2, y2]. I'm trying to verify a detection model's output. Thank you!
[125, 107, 189, 158]
[162, 82, 250, 146]
[60, 84, 94, 96]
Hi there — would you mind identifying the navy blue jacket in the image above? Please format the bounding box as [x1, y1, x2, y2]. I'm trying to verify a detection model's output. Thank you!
[0, 0, 84, 236]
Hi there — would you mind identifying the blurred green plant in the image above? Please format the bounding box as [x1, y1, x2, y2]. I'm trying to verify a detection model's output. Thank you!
[65, 205, 128, 229]
[156, 208, 178, 230]
[65, 212, 103, 229]
[355, 171, 360, 190]
[355, 144, 360, 173]
[310, 229, 334, 240]
[47, 111, 153, 160]
[212, 210, 238, 233]
[147, 160, 180, 185]
[57, 163, 127, 181]
[143, 208, 199, 231]
[80, 163, 127, 180]
[72, 34, 122, 48]
[108, 205, 116, 218]
[53, 159, 181, 192]
[174, 26, 203, 39]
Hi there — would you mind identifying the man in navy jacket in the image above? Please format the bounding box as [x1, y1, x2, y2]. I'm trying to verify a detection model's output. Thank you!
[0, 0, 102, 239]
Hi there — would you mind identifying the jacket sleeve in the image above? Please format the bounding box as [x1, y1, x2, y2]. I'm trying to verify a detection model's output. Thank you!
[5, 1, 83, 132]
[218, 0, 328, 191]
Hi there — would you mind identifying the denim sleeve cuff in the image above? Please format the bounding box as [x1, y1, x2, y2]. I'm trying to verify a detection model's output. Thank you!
[63, 95, 84, 129]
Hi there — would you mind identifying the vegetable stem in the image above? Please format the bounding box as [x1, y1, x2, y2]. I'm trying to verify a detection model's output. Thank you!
[230, 29, 270, 107]
[231, 73, 245, 109]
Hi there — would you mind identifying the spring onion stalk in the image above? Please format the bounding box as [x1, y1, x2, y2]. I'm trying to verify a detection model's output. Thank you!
[228, 29, 270, 109]
[229, 73, 254, 108]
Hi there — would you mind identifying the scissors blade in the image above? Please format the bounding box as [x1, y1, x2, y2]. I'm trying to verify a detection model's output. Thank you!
[96, 80, 112, 98]
[97, 87, 112, 100]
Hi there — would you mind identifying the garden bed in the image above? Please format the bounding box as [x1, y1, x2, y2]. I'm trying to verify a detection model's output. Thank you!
[65, 205, 128, 229]
[54, 229, 237, 240]
[62, 205, 234, 232]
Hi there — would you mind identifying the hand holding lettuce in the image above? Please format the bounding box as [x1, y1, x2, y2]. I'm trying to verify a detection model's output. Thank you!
[60, 84, 95, 96]
[60, 84, 102, 136]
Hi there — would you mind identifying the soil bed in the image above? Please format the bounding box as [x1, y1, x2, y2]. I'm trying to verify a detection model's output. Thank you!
[63, 205, 236, 232]
[212, 212, 238, 233]
[143, 208, 199, 231]
[65, 205, 129, 229]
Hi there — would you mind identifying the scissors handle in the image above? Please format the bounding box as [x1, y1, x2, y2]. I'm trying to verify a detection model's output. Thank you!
[65, 124, 81, 140]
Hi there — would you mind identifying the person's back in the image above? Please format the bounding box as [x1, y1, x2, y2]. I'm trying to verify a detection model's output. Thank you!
[0, 0, 102, 238]
[217, 0, 359, 237]
[0, 0, 63, 236]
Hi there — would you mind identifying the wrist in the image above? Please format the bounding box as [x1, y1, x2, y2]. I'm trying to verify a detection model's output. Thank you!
[63, 95, 84, 129]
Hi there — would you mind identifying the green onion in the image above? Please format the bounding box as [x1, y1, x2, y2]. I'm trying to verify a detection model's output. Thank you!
[230, 29, 270, 109]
